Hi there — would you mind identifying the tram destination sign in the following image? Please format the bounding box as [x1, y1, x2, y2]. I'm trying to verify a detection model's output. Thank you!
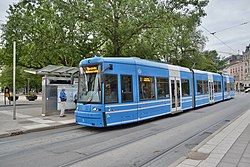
[86, 66, 98, 74]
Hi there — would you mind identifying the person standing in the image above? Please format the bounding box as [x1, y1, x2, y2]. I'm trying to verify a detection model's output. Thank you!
[59, 87, 67, 117]
[74, 92, 77, 106]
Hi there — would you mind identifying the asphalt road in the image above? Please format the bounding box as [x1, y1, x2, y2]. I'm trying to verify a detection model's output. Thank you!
[0, 93, 250, 167]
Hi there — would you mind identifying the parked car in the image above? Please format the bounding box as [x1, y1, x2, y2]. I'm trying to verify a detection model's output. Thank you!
[245, 88, 250, 93]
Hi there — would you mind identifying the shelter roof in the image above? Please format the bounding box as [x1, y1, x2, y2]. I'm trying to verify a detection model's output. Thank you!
[24, 65, 78, 77]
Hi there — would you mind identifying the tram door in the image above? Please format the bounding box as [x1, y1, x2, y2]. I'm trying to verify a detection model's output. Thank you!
[170, 77, 181, 113]
[227, 82, 231, 98]
[227, 83, 230, 94]
[209, 82, 214, 103]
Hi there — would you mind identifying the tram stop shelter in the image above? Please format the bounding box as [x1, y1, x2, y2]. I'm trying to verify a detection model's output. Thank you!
[25, 65, 78, 116]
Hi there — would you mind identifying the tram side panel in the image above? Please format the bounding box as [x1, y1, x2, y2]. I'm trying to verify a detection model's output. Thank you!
[193, 70, 210, 107]
[229, 76, 235, 98]
[136, 65, 171, 121]
[222, 75, 232, 100]
[180, 71, 193, 111]
[223, 75, 229, 100]
[212, 74, 223, 103]
[104, 62, 138, 126]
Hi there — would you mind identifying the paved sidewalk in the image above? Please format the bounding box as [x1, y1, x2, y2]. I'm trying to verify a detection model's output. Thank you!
[0, 94, 75, 138]
[174, 108, 250, 167]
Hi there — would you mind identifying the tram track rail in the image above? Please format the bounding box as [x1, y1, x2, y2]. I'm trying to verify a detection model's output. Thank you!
[138, 107, 248, 167]
[0, 95, 249, 167]
[59, 108, 243, 167]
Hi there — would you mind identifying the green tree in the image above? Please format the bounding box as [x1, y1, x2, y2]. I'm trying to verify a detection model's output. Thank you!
[200, 50, 226, 72]
[0, 66, 25, 90]
[1, 0, 210, 68]
[92, 0, 208, 57]
[1, 0, 99, 68]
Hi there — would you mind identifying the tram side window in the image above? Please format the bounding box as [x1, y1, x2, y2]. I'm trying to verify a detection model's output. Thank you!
[204, 80, 208, 94]
[139, 76, 155, 100]
[227, 83, 230, 92]
[214, 81, 218, 92]
[224, 82, 227, 91]
[197, 80, 203, 95]
[121, 75, 133, 102]
[218, 81, 221, 92]
[181, 79, 190, 97]
[157, 77, 169, 99]
[104, 75, 118, 103]
[214, 81, 222, 93]
[230, 82, 234, 90]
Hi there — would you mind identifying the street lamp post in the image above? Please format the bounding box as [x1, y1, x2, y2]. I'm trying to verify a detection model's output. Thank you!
[13, 41, 16, 120]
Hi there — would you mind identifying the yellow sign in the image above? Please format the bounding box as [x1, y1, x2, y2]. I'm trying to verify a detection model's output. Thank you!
[86, 66, 98, 73]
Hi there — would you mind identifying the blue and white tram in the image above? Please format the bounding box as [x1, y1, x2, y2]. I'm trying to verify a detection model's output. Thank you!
[192, 70, 225, 107]
[74, 57, 234, 127]
[222, 74, 235, 100]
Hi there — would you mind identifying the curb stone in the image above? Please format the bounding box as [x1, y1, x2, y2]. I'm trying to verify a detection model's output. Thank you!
[0, 122, 76, 139]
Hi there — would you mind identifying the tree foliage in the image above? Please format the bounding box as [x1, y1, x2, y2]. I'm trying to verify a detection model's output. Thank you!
[0, 0, 226, 83]
[2, 0, 231, 91]
[0, 65, 40, 91]
[1, 0, 210, 66]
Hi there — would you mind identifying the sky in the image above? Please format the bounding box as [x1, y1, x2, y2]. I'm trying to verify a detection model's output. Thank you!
[200, 0, 250, 58]
[1, 0, 250, 58]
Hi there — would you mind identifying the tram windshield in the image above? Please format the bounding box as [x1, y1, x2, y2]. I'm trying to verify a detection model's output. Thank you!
[78, 65, 102, 103]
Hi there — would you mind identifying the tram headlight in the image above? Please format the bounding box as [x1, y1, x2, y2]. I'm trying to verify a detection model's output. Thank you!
[92, 107, 101, 111]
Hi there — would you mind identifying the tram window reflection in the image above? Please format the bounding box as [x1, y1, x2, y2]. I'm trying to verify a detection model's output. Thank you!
[218, 81, 221, 92]
[197, 80, 203, 95]
[181, 79, 190, 97]
[224, 82, 227, 91]
[104, 75, 118, 103]
[204, 80, 208, 94]
[157, 77, 169, 99]
[139, 76, 155, 100]
[214, 81, 218, 92]
[121, 75, 133, 102]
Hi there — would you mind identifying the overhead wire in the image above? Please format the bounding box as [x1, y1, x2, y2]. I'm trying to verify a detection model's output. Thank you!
[201, 25, 237, 54]
[210, 21, 249, 35]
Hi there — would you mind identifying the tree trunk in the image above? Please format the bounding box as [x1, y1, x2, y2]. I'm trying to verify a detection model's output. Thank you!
[112, 2, 121, 56]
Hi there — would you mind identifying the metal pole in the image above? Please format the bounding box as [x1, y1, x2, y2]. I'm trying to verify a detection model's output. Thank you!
[13, 41, 16, 120]
[27, 78, 30, 94]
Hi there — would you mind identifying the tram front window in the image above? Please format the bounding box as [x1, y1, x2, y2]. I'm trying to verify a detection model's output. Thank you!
[78, 65, 101, 103]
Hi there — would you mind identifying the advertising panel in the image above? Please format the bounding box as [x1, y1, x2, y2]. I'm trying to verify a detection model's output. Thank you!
[57, 85, 78, 110]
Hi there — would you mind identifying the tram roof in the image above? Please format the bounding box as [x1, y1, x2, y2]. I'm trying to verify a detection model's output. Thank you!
[80, 57, 191, 72]
[192, 69, 221, 76]
[24, 65, 78, 77]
